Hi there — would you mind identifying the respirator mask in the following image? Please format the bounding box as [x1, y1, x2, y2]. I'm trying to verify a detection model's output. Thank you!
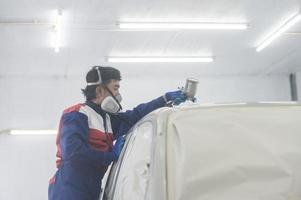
[101, 88, 122, 114]
[87, 67, 122, 114]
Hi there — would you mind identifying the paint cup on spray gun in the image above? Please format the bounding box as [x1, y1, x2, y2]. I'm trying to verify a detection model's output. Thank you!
[183, 78, 199, 102]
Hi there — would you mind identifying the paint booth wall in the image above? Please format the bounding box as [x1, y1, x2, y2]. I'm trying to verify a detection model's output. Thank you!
[0, 74, 291, 130]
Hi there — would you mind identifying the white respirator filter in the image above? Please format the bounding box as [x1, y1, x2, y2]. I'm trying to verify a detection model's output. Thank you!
[101, 96, 122, 114]
[115, 94, 122, 103]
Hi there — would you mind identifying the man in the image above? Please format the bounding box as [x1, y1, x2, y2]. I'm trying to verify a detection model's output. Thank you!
[48, 66, 187, 200]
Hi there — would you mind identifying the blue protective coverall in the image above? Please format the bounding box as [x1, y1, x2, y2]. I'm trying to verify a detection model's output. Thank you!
[48, 96, 166, 200]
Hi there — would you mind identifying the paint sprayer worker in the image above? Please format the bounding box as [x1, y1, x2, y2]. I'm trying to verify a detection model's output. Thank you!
[48, 66, 188, 200]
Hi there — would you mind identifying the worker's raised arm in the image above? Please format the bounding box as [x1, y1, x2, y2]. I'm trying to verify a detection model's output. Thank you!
[111, 90, 187, 138]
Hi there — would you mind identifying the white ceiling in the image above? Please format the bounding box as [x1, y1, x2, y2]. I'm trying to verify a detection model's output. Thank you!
[0, 0, 301, 78]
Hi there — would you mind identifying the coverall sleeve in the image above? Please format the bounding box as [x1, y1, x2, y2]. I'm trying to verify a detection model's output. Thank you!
[60, 111, 116, 166]
[111, 96, 166, 138]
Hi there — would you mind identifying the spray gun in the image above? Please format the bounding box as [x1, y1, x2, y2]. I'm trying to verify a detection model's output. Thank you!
[183, 77, 199, 102]
[168, 77, 199, 106]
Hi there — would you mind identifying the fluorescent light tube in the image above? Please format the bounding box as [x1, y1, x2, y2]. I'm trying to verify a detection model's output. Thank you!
[107, 57, 214, 63]
[119, 22, 247, 30]
[256, 14, 301, 52]
[10, 130, 57, 135]
[54, 10, 62, 53]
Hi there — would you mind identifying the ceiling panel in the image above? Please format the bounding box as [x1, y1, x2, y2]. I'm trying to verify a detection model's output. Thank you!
[0, 0, 300, 77]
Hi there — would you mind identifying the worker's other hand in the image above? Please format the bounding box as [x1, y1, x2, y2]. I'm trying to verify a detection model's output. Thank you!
[113, 136, 125, 159]
[165, 90, 187, 105]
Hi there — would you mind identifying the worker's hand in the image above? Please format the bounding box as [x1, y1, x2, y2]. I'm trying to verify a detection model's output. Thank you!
[112, 136, 125, 159]
[164, 90, 187, 105]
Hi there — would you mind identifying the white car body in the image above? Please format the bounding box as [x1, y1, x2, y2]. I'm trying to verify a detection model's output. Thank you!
[102, 102, 301, 200]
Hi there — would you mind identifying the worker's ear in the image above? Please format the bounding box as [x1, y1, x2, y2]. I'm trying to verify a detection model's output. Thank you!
[96, 85, 106, 97]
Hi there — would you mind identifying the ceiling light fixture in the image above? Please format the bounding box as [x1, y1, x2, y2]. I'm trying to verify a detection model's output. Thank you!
[53, 10, 63, 53]
[10, 130, 57, 135]
[118, 22, 248, 30]
[107, 57, 214, 63]
[256, 13, 301, 52]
